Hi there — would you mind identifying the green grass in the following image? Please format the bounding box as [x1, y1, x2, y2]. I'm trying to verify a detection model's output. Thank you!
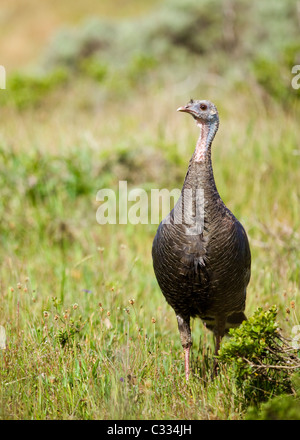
[0, 87, 299, 419]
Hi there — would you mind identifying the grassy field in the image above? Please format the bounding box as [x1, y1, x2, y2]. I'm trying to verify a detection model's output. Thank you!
[0, 0, 300, 420]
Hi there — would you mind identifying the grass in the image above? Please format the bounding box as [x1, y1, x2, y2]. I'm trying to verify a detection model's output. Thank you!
[0, 84, 299, 419]
[0, 0, 300, 420]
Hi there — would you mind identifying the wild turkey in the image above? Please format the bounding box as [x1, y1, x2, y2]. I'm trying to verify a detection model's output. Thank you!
[152, 99, 251, 380]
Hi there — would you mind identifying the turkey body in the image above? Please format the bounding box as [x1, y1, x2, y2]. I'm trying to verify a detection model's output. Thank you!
[152, 99, 251, 379]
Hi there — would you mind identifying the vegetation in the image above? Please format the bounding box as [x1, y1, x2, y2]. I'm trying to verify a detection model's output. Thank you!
[246, 374, 300, 420]
[219, 306, 300, 407]
[0, 0, 299, 420]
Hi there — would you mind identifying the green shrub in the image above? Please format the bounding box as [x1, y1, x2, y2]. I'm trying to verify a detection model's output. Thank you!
[219, 306, 300, 406]
[127, 53, 158, 83]
[43, 18, 117, 69]
[246, 373, 300, 419]
[79, 56, 108, 83]
[0, 68, 68, 109]
[246, 391, 300, 420]
[252, 45, 300, 108]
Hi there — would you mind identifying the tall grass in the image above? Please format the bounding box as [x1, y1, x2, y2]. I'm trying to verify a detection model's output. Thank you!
[0, 82, 299, 419]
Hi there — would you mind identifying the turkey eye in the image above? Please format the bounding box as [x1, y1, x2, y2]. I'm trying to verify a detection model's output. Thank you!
[200, 104, 207, 110]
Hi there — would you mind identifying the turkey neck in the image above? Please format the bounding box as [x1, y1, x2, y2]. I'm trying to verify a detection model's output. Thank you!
[183, 119, 219, 198]
[173, 118, 223, 232]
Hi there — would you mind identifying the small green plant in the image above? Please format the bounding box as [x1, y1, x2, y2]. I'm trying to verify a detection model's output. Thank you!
[218, 306, 300, 406]
[50, 297, 86, 348]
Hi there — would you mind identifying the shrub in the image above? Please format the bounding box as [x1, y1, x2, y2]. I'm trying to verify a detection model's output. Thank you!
[246, 373, 300, 419]
[246, 389, 300, 420]
[218, 306, 300, 406]
[79, 56, 108, 83]
[252, 44, 300, 108]
[0, 68, 68, 109]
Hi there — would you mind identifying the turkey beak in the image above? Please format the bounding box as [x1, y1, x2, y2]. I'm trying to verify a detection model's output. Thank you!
[177, 105, 190, 113]
[177, 104, 199, 118]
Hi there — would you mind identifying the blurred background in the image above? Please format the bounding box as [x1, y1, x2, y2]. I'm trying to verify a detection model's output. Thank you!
[1, 0, 299, 107]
